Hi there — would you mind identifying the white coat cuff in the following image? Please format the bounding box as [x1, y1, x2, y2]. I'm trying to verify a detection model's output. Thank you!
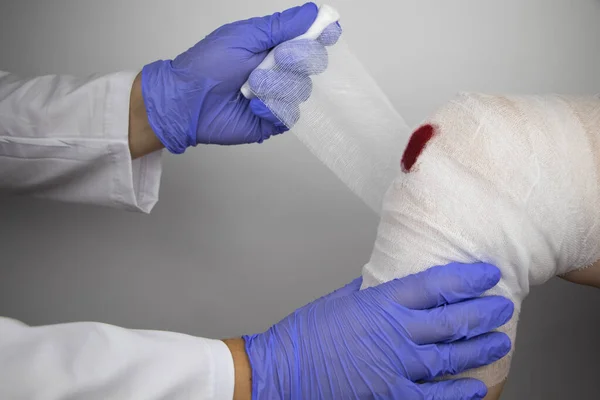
[106, 71, 163, 213]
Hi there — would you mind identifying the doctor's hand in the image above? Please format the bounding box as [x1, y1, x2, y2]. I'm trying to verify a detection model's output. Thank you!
[132, 2, 340, 155]
[225, 262, 514, 400]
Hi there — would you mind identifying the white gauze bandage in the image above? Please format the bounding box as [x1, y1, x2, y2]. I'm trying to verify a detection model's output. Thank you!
[243, 4, 600, 387]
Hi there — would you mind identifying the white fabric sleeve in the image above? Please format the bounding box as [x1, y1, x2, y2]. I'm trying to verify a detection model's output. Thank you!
[0, 70, 162, 213]
[0, 316, 235, 400]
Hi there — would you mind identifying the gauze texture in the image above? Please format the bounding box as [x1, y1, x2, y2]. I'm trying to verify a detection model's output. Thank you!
[248, 36, 412, 214]
[362, 93, 600, 386]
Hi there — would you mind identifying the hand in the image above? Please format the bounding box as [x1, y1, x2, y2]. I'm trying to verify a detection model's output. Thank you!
[242, 263, 514, 400]
[140, 2, 339, 153]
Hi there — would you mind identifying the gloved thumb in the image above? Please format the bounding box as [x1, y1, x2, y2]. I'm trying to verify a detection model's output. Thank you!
[250, 2, 318, 53]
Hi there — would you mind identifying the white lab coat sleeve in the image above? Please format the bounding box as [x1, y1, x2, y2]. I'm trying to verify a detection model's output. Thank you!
[0, 317, 235, 400]
[0, 70, 162, 213]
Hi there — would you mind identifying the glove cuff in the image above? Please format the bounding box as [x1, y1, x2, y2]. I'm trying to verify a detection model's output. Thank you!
[141, 60, 191, 154]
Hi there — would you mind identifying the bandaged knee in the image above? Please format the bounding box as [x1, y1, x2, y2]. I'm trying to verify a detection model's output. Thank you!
[362, 93, 600, 385]
[242, 5, 600, 387]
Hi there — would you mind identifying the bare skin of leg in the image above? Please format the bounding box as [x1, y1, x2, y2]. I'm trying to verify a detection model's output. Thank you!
[485, 382, 506, 400]
[561, 259, 600, 288]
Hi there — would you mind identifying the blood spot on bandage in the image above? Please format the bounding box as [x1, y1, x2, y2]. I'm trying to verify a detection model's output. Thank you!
[401, 124, 436, 172]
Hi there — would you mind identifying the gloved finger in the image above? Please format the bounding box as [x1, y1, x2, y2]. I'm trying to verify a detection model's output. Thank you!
[249, 116, 288, 144]
[250, 98, 300, 128]
[274, 39, 329, 75]
[317, 22, 343, 46]
[245, 2, 319, 53]
[249, 98, 284, 126]
[410, 296, 514, 344]
[424, 332, 511, 379]
[371, 262, 502, 310]
[249, 69, 313, 103]
[418, 378, 488, 400]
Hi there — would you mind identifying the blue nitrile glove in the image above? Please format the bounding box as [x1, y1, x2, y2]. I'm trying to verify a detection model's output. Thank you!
[141, 2, 339, 153]
[243, 263, 514, 400]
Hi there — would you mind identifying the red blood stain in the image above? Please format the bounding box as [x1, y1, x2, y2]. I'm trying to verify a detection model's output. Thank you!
[401, 124, 436, 172]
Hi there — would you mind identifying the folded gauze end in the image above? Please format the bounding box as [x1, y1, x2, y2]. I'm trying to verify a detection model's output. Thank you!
[361, 92, 600, 386]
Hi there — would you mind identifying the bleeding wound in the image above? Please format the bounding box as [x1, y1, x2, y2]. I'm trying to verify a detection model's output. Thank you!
[401, 124, 436, 172]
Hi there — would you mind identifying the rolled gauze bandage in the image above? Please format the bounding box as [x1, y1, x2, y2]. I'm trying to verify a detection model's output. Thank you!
[243, 4, 412, 214]
[240, 4, 341, 99]
[362, 93, 600, 386]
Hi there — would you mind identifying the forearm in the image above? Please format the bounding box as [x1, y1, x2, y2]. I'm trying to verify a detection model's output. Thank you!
[128, 72, 164, 159]
[0, 70, 162, 212]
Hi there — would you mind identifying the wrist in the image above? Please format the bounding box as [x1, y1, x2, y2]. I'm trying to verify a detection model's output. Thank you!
[140, 61, 195, 154]
[128, 71, 164, 159]
[223, 338, 252, 400]
[243, 330, 297, 400]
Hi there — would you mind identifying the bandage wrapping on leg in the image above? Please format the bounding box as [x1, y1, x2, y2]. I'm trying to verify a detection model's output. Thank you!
[362, 93, 600, 385]
[245, 10, 600, 387]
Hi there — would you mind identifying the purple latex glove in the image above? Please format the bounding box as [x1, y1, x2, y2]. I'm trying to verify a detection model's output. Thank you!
[141, 2, 336, 153]
[243, 263, 514, 400]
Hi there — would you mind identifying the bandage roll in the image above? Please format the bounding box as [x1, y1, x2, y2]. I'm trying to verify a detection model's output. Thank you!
[243, 5, 412, 215]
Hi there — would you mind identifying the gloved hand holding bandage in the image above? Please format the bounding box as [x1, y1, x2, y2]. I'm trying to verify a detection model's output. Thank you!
[141, 3, 339, 153]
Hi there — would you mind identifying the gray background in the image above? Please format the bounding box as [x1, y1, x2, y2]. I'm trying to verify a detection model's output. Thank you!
[1, 0, 600, 398]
